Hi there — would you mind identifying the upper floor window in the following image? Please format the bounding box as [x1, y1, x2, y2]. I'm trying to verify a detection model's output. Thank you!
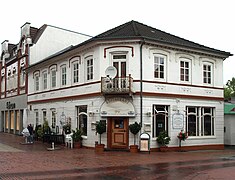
[42, 71, 47, 90]
[180, 60, 190, 82]
[73, 62, 79, 83]
[86, 57, 93, 81]
[154, 55, 165, 79]
[51, 68, 56, 88]
[34, 73, 40, 91]
[20, 69, 25, 87]
[61, 65, 67, 86]
[203, 63, 212, 84]
[1, 76, 5, 94]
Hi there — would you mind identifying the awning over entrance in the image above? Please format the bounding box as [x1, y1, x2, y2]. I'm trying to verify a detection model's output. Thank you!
[100, 98, 136, 117]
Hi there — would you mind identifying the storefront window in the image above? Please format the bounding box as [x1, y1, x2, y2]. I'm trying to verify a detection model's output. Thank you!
[76, 105, 87, 136]
[152, 105, 169, 137]
[186, 106, 214, 137]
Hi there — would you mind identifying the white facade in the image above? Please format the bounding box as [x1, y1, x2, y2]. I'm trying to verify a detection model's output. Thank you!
[29, 25, 91, 65]
[27, 35, 228, 150]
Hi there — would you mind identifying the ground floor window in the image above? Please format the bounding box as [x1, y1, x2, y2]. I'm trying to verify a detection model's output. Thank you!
[35, 110, 39, 126]
[76, 105, 87, 136]
[152, 105, 169, 137]
[51, 110, 56, 128]
[186, 106, 215, 136]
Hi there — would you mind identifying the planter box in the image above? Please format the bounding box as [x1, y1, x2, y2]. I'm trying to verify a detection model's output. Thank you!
[160, 146, 169, 152]
[130, 145, 139, 153]
[95, 144, 105, 153]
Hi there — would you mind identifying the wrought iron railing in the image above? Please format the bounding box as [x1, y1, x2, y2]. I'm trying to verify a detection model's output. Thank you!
[101, 76, 133, 95]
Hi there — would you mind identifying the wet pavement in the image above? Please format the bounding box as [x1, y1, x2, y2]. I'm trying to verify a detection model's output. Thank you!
[1, 133, 235, 179]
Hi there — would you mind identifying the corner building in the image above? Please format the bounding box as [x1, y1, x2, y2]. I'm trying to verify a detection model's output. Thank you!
[27, 21, 232, 151]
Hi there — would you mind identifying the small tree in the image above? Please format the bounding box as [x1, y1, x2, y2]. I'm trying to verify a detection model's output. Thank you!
[96, 121, 106, 144]
[129, 122, 141, 145]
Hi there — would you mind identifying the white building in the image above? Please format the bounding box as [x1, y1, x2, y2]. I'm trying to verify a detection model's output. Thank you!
[27, 20, 232, 151]
[0, 22, 91, 134]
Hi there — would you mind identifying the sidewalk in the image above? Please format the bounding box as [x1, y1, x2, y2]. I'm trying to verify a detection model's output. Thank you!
[1, 132, 235, 179]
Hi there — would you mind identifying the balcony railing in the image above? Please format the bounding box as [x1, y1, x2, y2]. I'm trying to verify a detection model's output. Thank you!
[101, 76, 134, 95]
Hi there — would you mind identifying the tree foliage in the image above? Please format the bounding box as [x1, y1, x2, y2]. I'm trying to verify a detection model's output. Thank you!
[224, 77, 235, 100]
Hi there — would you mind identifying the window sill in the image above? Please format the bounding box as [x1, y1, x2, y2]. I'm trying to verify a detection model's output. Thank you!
[188, 136, 216, 140]
[81, 135, 88, 139]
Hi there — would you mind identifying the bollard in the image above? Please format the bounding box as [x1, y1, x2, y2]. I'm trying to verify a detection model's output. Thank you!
[52, 142, 55, 150]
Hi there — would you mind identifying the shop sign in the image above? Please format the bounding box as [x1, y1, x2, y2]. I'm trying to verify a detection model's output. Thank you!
[100, 98, 135, 117]
[172, 113, 184, 129]
[6, 101, 16, 109]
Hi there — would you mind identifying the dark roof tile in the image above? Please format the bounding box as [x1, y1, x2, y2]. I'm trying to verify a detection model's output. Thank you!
[93, 20, 232, 57]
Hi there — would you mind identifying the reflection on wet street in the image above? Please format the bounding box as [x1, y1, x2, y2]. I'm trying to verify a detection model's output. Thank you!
[2, 158, 235, 179]
[1, 133, 235, 179]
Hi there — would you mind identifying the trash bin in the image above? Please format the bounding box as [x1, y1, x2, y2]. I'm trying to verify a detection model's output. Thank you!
[139, 132, 150, 154]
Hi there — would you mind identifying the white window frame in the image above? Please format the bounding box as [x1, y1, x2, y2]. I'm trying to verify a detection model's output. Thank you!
[34, 73, 40, 91]
[20, 69, 25, 87]
[180, 59, 191, 83]
[186, 106, 215, 137]
[154, 54, 166, 80]
[42, 71, 47, 90]
[72, 62, 79, 84]
[50, 68, 56, 88]
[35, 110, 39, 126]
[51, 109, 56, 128]
[152, 105, 169, 138]
[86, 56, 93, 81]
[61, 65, 67, 86]
[203, 62, 213, 85]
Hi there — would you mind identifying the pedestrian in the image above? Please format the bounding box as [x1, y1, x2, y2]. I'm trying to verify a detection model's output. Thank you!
[22, 127, 30, 143]
[27, 124, 34, 143]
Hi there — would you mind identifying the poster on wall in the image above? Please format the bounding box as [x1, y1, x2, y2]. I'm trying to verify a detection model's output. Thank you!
[172, 113, 184, 129]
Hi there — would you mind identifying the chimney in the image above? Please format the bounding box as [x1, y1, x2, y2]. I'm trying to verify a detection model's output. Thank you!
[21, 22, 31, 37]
[1, 40, 10, 65]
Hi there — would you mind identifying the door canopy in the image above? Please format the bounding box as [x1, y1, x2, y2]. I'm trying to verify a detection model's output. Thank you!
[100, 97, 136, 117]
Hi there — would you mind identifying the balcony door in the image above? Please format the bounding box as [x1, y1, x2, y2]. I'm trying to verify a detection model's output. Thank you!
[113, 54, 126, 89]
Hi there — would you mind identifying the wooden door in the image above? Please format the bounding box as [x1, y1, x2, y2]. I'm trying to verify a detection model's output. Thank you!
[110, 118, 128, 149]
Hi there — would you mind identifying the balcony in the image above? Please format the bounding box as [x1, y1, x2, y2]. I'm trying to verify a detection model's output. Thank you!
[101, 76, 134, 95]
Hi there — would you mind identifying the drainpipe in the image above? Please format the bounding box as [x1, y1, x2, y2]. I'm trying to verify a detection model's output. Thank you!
[140, 40, 145, 128]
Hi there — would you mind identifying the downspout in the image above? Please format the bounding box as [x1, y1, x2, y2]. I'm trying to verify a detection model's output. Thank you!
[140, 40, 145, 127]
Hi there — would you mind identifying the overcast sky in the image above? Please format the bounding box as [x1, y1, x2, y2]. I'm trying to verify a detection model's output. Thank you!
[0, 0, 234, 84]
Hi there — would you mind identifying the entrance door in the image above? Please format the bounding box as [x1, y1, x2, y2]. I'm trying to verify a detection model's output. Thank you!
[110, 117, 128, 149]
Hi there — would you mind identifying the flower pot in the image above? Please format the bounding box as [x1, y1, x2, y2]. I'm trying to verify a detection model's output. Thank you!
[130, 145, 139, 153]
[73, 141, 82, 149]
[160, 146, 169, 152]
[95, 144, 105, 153]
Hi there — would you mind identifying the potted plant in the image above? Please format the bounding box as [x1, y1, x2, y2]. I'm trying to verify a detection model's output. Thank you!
[129, 122, 141, 153]
[177, 130, 188, 151]
[95, 121, 106, 153]
[156, 131, 171, 152]
[72, 128, 83, 148]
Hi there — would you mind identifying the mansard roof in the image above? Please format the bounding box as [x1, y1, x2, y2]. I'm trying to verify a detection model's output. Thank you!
[90, 20, 232, 57]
